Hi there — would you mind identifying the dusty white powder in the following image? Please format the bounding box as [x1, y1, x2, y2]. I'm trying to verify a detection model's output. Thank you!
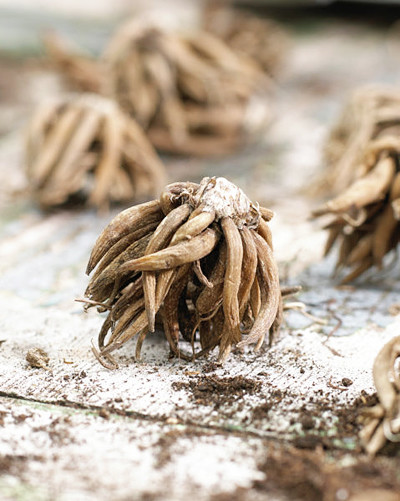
[192, 177, 260, 229]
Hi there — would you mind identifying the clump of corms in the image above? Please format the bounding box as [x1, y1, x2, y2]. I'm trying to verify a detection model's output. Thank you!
[43, 19, 271, 157]
[83, 177, 284, 368]
[316, 86, 400, 196]
[103, 20, 269, 156]
[26, 93, 166, 210]
[312, 86, 400, 282]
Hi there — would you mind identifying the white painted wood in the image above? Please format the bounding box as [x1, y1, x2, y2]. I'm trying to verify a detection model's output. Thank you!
[2, 7, 400, 500]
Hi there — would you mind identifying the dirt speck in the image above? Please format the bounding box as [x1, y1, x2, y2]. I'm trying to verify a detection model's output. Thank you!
[341, 377, 353, 387]
[202, 362, 219, 373]
[26, 348, 49, 369]
[300, 415, 314, 430]
[251, 403, 271, 421]
[99, 408, 110, 419]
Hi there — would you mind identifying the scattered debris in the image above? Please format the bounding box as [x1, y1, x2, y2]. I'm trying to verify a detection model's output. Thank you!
[328, 377, 350, 391]
[172, 375, 261, 407]
[342, 377, 353, 387]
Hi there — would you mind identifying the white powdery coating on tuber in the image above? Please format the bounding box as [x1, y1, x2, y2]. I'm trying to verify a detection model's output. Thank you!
[193, 177, 260, 229]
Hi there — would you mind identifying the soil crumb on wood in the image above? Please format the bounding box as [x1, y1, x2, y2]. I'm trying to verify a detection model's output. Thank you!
[291, 392, 380, 451]
[26, 348, 50, 369]
[172, 375, 261, 408]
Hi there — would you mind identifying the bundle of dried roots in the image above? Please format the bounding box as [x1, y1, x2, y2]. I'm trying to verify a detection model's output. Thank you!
[26, 93, 166, 210]
[104, 20, 268, 156]
[312, 88, 400, 282]
[316, 86, 400, 197]
[360, 336, 400, 455]
[84, 177, 283, 368]
[203, 4, 289, 77]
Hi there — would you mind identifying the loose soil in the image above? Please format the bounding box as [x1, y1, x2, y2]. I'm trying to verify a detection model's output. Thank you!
[172, 376, 400, 500]
[210, 444, 400, 501]
[172, 375, 261, 408]
[172, 375, 380, 450]
[253, 445, 400, 501]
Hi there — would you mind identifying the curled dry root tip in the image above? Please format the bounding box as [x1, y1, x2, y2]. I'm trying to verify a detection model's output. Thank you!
[360, 336, 400, 455]
[25, 93, 166, 211]
[312, 87, 400, 282]
[84, 176, 283, 367]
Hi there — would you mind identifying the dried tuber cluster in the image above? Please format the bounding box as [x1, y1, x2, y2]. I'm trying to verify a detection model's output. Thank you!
[203, 4, 289, 77]
[26, 93, 166, 210]
[44, 19, 270, 157]
[316, 87, 400, 196]
[360, 336, 400, 455]
[104, 20, 268, 156]
[313, 87, 400, 282]
[84, 177, 283, 368]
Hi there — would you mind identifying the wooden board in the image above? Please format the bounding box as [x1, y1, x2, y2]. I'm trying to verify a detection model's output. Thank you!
[1, 5, 400, 500]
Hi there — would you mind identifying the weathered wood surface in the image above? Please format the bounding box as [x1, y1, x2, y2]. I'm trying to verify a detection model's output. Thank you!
[1, 207, 399, 500]
[1, 4, 400, 501]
